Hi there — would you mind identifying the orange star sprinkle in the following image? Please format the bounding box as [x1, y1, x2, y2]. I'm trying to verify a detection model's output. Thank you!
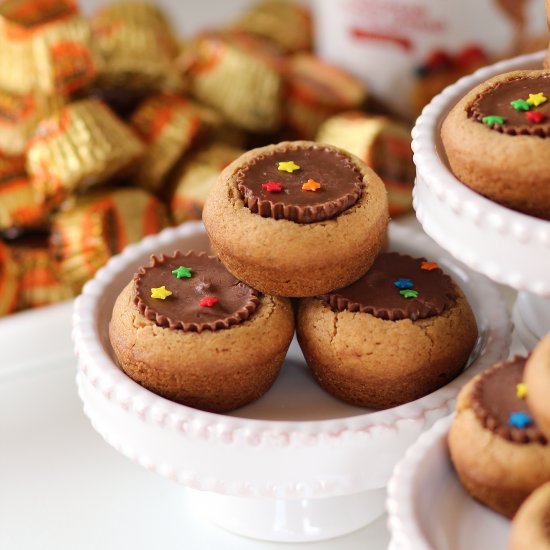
[421, 261, 439, 271]
[302, 179, 321, 191]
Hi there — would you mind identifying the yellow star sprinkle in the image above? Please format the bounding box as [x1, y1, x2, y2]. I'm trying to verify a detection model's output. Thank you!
[150, 286, 172, 300]
[516, 383, 528, 399]
[302, 178, 321, 191]
[277, 160, 300, 173]
[527, 93, 547, 107]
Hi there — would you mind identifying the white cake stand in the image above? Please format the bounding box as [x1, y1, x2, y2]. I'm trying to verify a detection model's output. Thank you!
[412, 50, 550, 351]
[73, 220, 510, 543]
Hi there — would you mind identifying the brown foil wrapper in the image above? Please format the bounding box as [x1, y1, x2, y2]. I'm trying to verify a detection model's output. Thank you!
[130, 94, 219, 192]
[284, 53, 367, 139]
[0, 238, 20, 317]
[10, 232, 75, 309]
[170, 142, 244, 224]
[91, 1, 183, 93]
[0, 153, 48, 230]
[0, 90, 65, 155]
[27, 99, 145, 207]
[232, 0, 313, 53]
[51, 187, 170, 293]
[0, 1, 97, 95]
[184, 32, 284, 132]
[316, 112, 414, 217]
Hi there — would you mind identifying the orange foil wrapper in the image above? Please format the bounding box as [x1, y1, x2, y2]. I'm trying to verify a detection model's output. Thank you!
[130, 94, 219, 192]
[27, 99, 145, 207]
[11, 232, 75, 309]
[0, 153, 48, 230]
[91, 1, 183, 93]
[0, 239, 20, 317]
[0, 0, 97, 95]
[184, 32, 285, 132]
[232, 0, 313, 53]
[0, 90, 65, 155]
[170, 142, 244, 224]
[51, 187, 170, 292]
[317, 112, 414, 217]
[285, 53, 367, 139]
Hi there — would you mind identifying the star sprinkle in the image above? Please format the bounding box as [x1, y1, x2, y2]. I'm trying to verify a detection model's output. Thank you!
[526, 111, 546, 123]
[516, 383, 528, 399]
[510, 99, 531, 111]
[508, 411, 533, 429]
[151, 286, 172, 300]
[527, 92, 547, 107]
[482, 115, 505, 126]
[261, 181, 283, 192]
[421, 261, 439, 271]
[277, 160, 300, 173]
[172, 266, 192, 279]
[400, 289, 419, 299]
[302, 178, 321, 191]
[199, 296, 218, 307]
[393, 278, 414, 290]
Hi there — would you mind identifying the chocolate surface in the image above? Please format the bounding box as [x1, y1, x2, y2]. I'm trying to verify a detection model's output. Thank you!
[469, 75, 550, 136]
[322, 252, 456, 321]
[471, 357, 547, 445]
[236, 144, 363, 223]
[134, 251, 259, 332]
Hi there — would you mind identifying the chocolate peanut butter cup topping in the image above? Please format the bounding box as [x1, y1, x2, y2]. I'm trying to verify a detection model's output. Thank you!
[469, 75, 550, 136]
[322, 252, 456, 321]
[471, 356, 547, 445]
[235, 143, 363, 223]
[134, 251, 259, 332]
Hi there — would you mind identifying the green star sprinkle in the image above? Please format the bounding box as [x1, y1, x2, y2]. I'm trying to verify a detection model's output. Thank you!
[510, 99, 531, 111]
[172, 266, 192, 279]
[482, 115, 505, 126]
[400, 289, 419, 299]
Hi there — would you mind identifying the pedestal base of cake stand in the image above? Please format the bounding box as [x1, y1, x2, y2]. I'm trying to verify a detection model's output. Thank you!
[513, 292, 550, 350]
[187, 486, 386, 542]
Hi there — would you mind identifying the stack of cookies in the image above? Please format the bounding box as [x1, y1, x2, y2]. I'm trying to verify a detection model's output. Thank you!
[110, 140, 478, 413]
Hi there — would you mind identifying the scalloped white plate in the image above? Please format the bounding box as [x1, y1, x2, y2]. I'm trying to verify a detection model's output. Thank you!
[73, 219, 510, 542]
[387, 415, 510, 550]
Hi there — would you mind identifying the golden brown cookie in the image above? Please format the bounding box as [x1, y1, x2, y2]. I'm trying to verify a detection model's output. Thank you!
[202, 140, 389, 297]
[441, 70, 550, 220]
[449, 357, 550, 518]
[509, 481, 550, 550]
[525, 332, 550, 440]
[296, 253, 478, 408]
[109, 251, 295, 413]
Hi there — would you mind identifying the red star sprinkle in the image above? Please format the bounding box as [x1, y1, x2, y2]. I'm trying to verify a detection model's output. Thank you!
[526, 111, 546, 123]
[421, 261, 439, 271]
[261, 181, 283, 192]
[199, 296, 219, 307]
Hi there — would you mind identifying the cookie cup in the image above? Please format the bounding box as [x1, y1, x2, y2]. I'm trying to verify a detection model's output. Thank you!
[109, 282, 294, 413]
[448, 376, 550, 518]
[525, 331, 550, 440]
[202, 141, 389, 297]
[441, 69, 550, 220]
[296, 283, 477, 409]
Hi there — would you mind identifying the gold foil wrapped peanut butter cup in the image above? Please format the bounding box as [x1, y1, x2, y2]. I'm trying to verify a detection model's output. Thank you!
[91, 1, 183, 93]
[51, 187, 170, 293]
[27, 99, 145, 207]
[184, 32, 284, 133]
[0, 153, 49, 231]
[0, 239, 20, 317]
[0, 0, 97, 95]
[130, 94, 219, 193]
[170, 142, 244, 224]
[317, 112, 414, 217]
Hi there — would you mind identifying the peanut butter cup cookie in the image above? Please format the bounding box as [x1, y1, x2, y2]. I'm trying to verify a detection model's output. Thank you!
[202, 141, 388, 297]
[449, 357, 550, 518]
[441, 70, 550, 219]
[525, 331, 550, 440]
[510, 481, 550, 550]
[109, 251, 294, 413]
[296, 253, 477, 409]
